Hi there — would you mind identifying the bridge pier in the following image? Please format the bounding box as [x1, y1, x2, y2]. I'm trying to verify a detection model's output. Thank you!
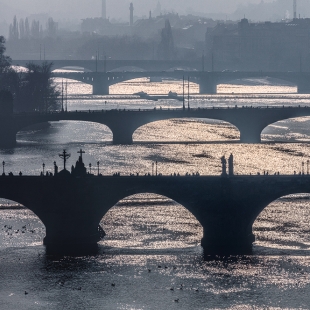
[92, 75, 110, 95]
[112, 130, 133, 144]
[34, 178, 103, 255]
[199, 209, 255, 255]
[199, 75, 218, 94]
[297, 79, 310, 94]
[201, 229, 255, 255]
[239, 128, 261, 143]
[43, 219, 101, 254]
[107, 121, 136, 145]
[0, 116, 17, 147]
[233, 121, 263, 143]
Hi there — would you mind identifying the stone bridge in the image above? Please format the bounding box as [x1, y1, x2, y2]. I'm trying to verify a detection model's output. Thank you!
[52, 71, 310, 95]
[12, 59, 202, 73]
[12, 60, 310, 95]
[2, 106, 310, 147]
[1, 173, 310, 255]
[52, 71, 198, 95]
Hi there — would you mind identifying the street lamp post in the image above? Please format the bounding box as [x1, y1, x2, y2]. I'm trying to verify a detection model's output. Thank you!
[97, 161, 100, 176]
[307, 160, 309, 175]
[42, 163, 45, 175]
[302, 161, 305, 175]
[152, 162, 154, 176]
[89, 163, 92, 174]
[2, 161, 5, 175]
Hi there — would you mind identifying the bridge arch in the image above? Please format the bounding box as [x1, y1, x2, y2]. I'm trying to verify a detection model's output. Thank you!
[0, 198, 46, 246]
[261, 116, 310, 142]
[17, 120, 113, 144]
[98, 193, 203, 249]
[108, 76, 200, 95]
[132, 118, 240, 143]
[252, 193, 310, 253]
[219, 77, 297, 94]
[52, 76, 94, 95]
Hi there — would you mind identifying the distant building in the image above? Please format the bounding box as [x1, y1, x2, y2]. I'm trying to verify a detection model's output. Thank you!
[81, 18, 129, 36]
[102, 0, 107, 19]
[205, 18, 310, 72]
[129, 3, 134, 27]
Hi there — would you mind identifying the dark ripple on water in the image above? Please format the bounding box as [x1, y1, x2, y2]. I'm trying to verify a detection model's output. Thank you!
[1, 195, 310, 308]
[2, 84, 310, 307]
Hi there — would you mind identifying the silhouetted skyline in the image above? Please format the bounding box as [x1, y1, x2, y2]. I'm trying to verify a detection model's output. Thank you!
[0, 0, 275, 21]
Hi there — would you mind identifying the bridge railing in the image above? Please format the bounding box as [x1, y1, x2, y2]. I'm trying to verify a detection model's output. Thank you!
[13, 105, 310, 115]
[1, 173, 310, 178]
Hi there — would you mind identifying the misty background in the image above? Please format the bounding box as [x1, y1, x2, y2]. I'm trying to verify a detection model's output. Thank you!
[1, 0, 310, 36]
[2, 0, 310, 65]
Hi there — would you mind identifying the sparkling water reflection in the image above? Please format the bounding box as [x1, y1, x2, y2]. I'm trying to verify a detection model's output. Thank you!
[1, 80, 310, 308]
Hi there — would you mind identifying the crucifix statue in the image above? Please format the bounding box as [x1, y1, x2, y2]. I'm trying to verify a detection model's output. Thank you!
[59, 150, 71, 171]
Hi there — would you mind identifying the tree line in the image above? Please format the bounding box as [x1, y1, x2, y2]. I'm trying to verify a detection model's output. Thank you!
[9, 16, 58, 41]
[0, 36, 60, 113]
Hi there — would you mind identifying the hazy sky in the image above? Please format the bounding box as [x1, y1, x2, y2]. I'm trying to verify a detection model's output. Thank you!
[0, 0, 275, 21]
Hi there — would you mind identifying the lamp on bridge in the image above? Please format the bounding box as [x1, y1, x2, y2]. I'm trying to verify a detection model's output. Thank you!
[2, 161, 5, 176]
[97, 161, 100, 176]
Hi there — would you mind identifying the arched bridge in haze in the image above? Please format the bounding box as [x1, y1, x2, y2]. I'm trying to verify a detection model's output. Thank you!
[2, 106, 310, 147]
[12, 59, 310, 95]
[1, 173, 310, 255]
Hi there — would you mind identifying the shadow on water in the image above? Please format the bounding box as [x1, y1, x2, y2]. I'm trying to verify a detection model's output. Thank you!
[253, 245, 310, 256]
[44, 243, 310, 260]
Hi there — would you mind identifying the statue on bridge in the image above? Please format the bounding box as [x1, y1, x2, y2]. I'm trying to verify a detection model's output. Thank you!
[57, 150, 71, 177]
[71, 149, 87, 177]
[221, 156, 227, 176]
[229, 153, 234, 176]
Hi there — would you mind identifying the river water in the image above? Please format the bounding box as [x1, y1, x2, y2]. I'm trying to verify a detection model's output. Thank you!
[1, 77, 310, 309]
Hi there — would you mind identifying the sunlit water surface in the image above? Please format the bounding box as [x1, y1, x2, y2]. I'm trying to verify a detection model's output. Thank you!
[1, 79, 310, 309]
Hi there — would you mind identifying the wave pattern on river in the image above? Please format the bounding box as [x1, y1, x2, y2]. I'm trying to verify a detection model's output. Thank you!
[1, 79, 310, 309]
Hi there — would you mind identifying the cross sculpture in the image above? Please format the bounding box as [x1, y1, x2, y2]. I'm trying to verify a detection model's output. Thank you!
[59, 150, 71, 171]
[78, 149, 85, 159]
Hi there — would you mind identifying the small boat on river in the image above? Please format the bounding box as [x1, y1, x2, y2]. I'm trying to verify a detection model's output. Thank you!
[134, 91, 183, 101]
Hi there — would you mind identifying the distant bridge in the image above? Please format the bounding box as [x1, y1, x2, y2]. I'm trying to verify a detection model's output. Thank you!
[12, 59, 202, 73]
[1, 172, 310, 255]
[1, 106, 310, 147]
[12, 60, 310, 95]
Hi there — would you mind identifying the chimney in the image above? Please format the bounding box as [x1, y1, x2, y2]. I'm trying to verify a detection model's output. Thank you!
[294, 0, 297, 19]
[130, 3, 134, 26]
[102, 0, 107, 19]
